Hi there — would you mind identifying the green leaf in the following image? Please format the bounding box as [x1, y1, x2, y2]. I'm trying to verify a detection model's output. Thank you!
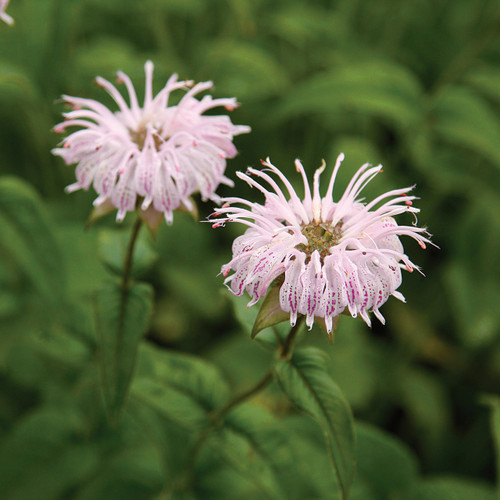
[252, 285, 290, 339]
[399, 477, 496, 500]
[224, 404, 290, 498]
[268, 5, 345, 47]
[482, 395, 500, 495]
[0, 407, 98, 500]
[131, 377, 209, 431]
[464, 65, 500, 105]
[396, 366, 451, 455]
[431, 85, 500, 168]
[276, 60, 423, 128]
[355, 422, 419, 499]
[97, 227, 158, 278]
[199, 40, 288, 100]
[131, 344, 229, 431]
[0, 61, 40, 100]
[94, 282, 153, 421]
[200, 427, 285, 500]
[444, 261, 500, 348]
[0, 177, 66, 305]
[140, 343, 230, 411]
[274, 347, 355, 499]
[74, 444, 165, 500]
[70, 36, 147, 89]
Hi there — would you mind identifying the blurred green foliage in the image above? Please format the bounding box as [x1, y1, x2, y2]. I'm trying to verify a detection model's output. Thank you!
[1, 0, 500, 498]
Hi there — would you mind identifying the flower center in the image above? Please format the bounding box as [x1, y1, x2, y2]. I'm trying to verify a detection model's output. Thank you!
[129, 125, 165, 151]
[296, 221, 343, 263]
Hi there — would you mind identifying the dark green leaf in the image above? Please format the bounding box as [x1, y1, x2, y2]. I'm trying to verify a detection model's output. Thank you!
[0, 177, 65, 304]
[399, 477, 496, 500]
[396, 366, 451, 455]
[482, 395, 500, 495]
[275, 347, 355, 499]
[0, 407, 98, 500]
[74, 444, 165, 500]
[94, 282, 153, 421]
[356, 422, 419, 499]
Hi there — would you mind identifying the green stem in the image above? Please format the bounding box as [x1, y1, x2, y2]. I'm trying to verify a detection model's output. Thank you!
[178, 318, 305, 491]
[122, 218, 143, 291]
[104, 217, 143, 426]
[280, 315, 305, 360]
[212, 370, 274, 425]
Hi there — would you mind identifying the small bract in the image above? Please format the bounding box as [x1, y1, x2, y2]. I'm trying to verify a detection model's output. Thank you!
[212, 154, 432, 333]
[52, 61, 250, 224]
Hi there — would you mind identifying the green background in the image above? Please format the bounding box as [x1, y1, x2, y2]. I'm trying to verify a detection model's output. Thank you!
[1, 0, 500, 498]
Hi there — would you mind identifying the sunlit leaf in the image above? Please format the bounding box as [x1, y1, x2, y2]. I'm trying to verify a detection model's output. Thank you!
[275, 347, 355, 499]
[94, 281, 153, 421]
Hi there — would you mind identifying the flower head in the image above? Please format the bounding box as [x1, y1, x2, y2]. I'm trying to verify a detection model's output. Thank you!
[52, 61, 250, 223]
[213, 154, 432, 333]
[0, 0, 13, 25]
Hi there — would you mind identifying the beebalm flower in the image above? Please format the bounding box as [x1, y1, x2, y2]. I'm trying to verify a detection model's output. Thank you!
[212, 154, 432, 333]
[0, 0, 13, 25]
[52, 61, 250, 223]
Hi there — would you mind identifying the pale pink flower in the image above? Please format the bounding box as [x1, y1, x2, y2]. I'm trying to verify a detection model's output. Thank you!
[0, 0, 13, 25]
[213, 154, 432, 333]
[52, 61, 250, 223]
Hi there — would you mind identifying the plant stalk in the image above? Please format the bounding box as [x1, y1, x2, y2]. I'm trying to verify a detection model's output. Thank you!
[122, 217, 143, 291]
[178, 317, 305, 491]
